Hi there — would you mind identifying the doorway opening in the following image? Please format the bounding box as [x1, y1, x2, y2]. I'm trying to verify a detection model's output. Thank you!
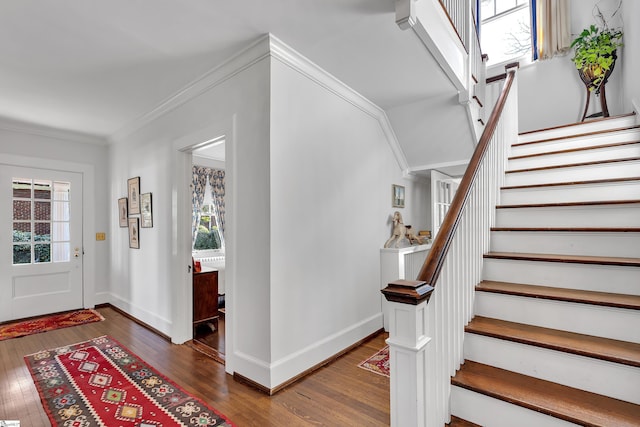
[190, 137, 226, 364]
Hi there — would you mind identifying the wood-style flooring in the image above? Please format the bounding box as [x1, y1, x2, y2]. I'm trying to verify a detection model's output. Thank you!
[0, 306, 390, 426]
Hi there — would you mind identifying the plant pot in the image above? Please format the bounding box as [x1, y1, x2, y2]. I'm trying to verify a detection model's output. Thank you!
[577, 51, 617, 94]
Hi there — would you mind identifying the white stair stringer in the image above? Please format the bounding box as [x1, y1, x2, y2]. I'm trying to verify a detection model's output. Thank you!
[463, 332, 640, 404]
[495, 202, 640, 228]
[517, 115, 637, 144]
[450, 386, 580, 427]
[490, 230, 640, 258]
[474, 291, 640, 343]
[500, 179, 640, 205]
[483, 258, 640, 295]
[505, 158, 640, 186]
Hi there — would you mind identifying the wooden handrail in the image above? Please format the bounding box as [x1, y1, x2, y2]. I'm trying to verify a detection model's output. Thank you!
[415, 67, 517, 289]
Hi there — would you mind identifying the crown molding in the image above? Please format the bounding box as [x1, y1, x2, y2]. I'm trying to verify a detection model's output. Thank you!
[268, 35, 408, 173]
[110, 33, 409, 173]
[110, 35, 273, 143]
[0, 117, 108, 145]
[408, 158, 469, 173]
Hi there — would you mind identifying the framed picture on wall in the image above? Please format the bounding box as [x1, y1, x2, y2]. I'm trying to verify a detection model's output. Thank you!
[141, 193, 153, 228]
[392, 184, 405, 208]
[128, 217, 140, 249]
[118, 198, 128, 227]
[128, 176, 141, 215]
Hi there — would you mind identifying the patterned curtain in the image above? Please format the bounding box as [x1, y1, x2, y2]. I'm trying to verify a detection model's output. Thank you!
[209, 169, 226, 238]
[192, 166, 209, 246]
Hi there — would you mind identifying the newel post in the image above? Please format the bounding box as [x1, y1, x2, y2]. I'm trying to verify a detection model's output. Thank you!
[381, 279, 434, 427]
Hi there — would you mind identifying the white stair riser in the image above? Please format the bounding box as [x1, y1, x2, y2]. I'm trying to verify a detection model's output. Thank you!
[517, 117, 638, 144]
[506, 160, 640, 186]
[495, 205, 640, 228]
[509, 144, 640, 170]
[483, 258, 640, 295]
[474, 292, 640, 342]
[512, 129, 640, 157]
[500, 181, 640, 204]
[451, 386, 580, 427]
[464, 333, 640, 404]
[490, 231, 640, 258]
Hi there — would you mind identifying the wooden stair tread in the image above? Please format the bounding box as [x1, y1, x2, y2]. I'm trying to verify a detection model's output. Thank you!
[448, 415, 481, 427]
[518, 113, 637, 136]
[452, 361, 640, 426]
[477, 280, 640, 310]
[513, 124, 640, 147]
[506, 156, 640, 174]
[491, 227, 640, 232]
[484, 252, 640, 267]
[466, 316, 640, 367]
[501, 176, 640, 190]
[509, 140, 640, 160]
[496, 199, 640, 209]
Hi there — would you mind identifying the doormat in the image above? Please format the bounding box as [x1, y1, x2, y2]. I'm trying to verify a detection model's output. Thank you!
[358, 345, 390, 378]
[25, 336, 234, 426]
[0, 309, 104, 341]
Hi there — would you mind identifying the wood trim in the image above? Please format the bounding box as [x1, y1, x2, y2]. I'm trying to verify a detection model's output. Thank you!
[501, 176, 640, 190]
[471, 74, 478, 84]
[506, 156, 640, 174]
[381, 280, 434, 305]
[509, 140, 640, 160]
[491, 227, 640, 232]
[452, 361, 640, 426]
[415, 70, 517, 290]
[513, 125, 640, 147]
[449, 415, 482, 427]
[483, 251, 640, 267]
[496, 199, 640, 209]
[235, 328, 385, 395]
[477, 118, 485, 126]
[486, 73, 506, 84]
[472, 95, 483, 108]
[96, 303, 171, 342]
[466, 316, 640, 367]
[518, 112, 637, 136]
[477, 280, 640, 310]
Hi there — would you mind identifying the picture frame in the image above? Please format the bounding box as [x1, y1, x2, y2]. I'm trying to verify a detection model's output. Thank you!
[128, 217, 140, 249]
[127, 177, 141, 215]
[118, 197, 128, 227]
[392, 184, 405, 208]
[140, 193, 153, 228]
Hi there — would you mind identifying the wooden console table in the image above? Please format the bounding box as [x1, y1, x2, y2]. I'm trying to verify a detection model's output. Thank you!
[193, 268, 219, 332]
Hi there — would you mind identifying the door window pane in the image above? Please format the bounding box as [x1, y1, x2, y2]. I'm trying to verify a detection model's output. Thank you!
[12, 177, 71, 265]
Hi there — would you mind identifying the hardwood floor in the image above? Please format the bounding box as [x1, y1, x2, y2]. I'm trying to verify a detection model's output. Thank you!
[0, 306, 390, 426]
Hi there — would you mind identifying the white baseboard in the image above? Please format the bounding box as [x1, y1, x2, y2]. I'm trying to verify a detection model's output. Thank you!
[232, 312, 384, 390]
[93, 291, 111, 306]
[107, 293, 172, 337]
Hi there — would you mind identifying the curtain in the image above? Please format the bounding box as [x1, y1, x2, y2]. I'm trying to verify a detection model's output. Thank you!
[533, 0, 571, 61]
[192, 165, 226, 248]
[209, 169, 226, 238]
[192, 166, 209, 246]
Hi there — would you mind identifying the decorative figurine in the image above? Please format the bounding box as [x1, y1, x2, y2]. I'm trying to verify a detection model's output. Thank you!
[384, 211, 408, 248]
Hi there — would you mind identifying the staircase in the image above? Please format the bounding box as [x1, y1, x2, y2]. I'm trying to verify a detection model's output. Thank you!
[449, 114, 640, 427]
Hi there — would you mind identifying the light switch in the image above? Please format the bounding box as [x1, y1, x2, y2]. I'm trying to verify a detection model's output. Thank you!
[96, 232, 106, 241]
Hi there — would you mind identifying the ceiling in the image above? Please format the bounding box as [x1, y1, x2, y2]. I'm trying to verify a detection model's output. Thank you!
[0, 0, 456, 142]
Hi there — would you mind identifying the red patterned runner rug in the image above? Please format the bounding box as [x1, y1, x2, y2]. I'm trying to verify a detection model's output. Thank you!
[357, 345, 390, 378]
[0, 309, 104, 341]
[25, 335, 234, 426]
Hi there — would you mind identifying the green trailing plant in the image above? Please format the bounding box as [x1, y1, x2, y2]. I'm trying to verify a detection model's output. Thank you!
[570, 24, 623, 92]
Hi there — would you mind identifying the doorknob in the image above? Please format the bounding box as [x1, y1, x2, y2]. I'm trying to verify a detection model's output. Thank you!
[74, 247, 80, 258]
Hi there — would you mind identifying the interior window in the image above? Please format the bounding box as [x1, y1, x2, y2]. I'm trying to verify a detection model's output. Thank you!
[481, 0, 531, 66]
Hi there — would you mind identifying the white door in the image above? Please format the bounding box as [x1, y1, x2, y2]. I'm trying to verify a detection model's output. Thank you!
[0, 165, 83, 322]
[431, 170, 459, 239]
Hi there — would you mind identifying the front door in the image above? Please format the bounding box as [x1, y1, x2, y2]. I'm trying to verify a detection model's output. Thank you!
[0, 165, 83, 322]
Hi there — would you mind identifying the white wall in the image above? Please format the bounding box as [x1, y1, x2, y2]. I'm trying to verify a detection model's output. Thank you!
[268, 55, 430, 385]
[0, 128, 109, 305]
[107, 34, 431, 390]
[621, 0, 640, 115]
[516, 0, 627, 132]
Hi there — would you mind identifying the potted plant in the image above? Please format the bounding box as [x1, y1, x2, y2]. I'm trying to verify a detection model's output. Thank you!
[570, 24, 623, 93]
